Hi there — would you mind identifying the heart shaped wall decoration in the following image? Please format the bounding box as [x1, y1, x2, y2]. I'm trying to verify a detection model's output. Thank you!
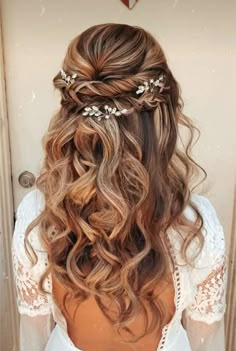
[121, 0, 138, 10]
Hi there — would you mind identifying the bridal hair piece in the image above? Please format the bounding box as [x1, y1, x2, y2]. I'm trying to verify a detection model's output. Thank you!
[60, 68, 166, 94]
[60, 68, 166, 120]
[60, 68, 78, 85]
[136, 74, 166, 94]
[82, 105, 128, 121]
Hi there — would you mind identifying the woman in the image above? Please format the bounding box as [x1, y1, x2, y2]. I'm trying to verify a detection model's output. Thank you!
[11, 23, 227, 351]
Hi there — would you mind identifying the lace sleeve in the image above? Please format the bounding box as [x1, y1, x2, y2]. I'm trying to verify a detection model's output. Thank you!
[183, 195, 228, 350]
[185, 254, 227, 323]
[11, 189, 54, 350]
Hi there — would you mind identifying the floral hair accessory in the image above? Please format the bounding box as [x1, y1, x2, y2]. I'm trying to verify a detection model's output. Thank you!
[136, 73, 166, 95]
[60, 68, 166, 121]
[60, 68, 78, 85]
[60, 68, 166, 94]
[82, 105, 128, 121]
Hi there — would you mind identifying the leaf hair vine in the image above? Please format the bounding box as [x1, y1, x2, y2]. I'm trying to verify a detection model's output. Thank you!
[60, 68, 78, 85]
[82, 105, 128, 121]
[59, 68, 166, 121]
[136, 73, 166, 94]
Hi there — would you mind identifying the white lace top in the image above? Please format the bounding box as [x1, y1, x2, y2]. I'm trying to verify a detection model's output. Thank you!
[11, 189, 227, 351]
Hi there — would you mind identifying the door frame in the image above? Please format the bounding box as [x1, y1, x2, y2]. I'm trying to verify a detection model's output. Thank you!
[0, 6, 19, 351]
[225, 184, 236, 351]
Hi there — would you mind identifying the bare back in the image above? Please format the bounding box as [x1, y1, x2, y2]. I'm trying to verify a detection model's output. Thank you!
[52, 270, 176, 351]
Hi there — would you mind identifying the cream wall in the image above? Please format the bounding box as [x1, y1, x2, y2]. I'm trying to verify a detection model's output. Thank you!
[0, 0, 235, 350]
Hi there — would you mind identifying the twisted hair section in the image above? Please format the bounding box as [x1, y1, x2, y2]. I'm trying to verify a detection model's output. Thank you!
[24, 23, 206, 343]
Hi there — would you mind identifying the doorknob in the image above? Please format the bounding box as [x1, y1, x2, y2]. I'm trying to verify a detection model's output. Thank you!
[18, 171, 36, 188]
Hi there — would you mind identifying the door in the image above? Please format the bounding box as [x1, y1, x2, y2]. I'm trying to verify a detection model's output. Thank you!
[0, 10, 18, 351]
[0, 1, 235, 350]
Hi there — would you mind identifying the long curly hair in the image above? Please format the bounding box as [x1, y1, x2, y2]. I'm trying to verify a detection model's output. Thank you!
[24, 23, 206, 343]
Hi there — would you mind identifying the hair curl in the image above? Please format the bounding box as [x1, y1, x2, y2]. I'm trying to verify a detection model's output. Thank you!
[24, 23, 206, 343]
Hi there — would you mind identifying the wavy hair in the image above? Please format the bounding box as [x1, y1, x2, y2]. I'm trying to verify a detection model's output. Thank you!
[24, 23, 206, 343]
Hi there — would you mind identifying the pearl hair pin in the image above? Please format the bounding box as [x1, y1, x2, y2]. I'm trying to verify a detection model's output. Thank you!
[60, 68, 166, 95]
[82, 105, 128, 121]
[59, 68, 166, 121]
[136, 73, 166, 95]
[60, 68, 78, 85]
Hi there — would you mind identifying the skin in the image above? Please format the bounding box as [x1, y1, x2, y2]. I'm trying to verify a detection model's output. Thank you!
[51, 269, 176, 351]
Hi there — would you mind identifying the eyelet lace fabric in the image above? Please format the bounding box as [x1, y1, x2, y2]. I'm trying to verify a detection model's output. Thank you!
[11, 189, 227, 351]
[155, 229, 183, 351]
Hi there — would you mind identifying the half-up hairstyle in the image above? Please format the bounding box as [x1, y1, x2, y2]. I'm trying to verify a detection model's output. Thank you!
[24, 23, 206, 343]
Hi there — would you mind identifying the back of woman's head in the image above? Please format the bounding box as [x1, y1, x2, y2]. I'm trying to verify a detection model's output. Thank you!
[26, 23, 205, 343]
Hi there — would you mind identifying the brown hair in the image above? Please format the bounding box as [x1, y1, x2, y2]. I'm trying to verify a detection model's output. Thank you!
[25, 23, 206, 343]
